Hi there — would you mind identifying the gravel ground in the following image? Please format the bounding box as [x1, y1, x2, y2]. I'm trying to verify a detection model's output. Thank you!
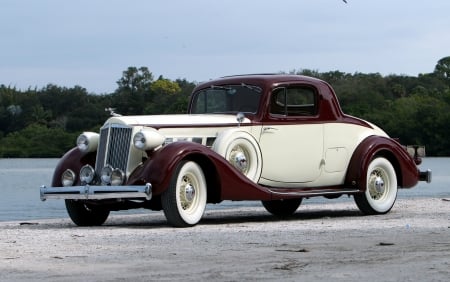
[1, 197, 449, 282]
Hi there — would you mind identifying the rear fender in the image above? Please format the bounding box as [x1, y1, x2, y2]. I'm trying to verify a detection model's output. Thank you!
[345, 136, 419, 190]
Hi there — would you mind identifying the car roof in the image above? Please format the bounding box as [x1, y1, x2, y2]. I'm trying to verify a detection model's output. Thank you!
[194, 74, 325, 91]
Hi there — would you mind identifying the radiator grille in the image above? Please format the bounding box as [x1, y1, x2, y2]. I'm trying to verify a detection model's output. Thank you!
[95, 124, 132, 176]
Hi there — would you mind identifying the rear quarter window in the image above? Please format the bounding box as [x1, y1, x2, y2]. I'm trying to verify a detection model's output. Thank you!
[270, 86, 318, 116]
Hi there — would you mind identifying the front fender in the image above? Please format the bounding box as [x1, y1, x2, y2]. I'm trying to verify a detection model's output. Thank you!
[51, 147, 96, 187]
[345, 136, 419, 190]
[127, 141, 272, 200]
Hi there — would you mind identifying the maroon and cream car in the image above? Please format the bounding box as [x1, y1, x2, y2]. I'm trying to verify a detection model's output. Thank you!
[40, 74, 431, 227]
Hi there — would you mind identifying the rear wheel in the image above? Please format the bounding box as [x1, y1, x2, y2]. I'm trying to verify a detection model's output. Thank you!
[262, 198, 302, 217]
[161, 161, 207, 227]
[354, 157, 398, 215]
[65, 200, 110, 226]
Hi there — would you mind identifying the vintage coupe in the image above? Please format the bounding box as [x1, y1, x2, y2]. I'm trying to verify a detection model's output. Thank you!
[40, 74, 431, 227]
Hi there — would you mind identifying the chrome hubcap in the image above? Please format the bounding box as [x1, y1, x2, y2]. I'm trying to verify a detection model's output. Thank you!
[229, 146, 248, 173]
[233, 151, 248, 171]
[368, 169, 387, 200]
[180, 176, 196, 210]
[374, 176, 385, 193]
[184, 183, 195, 202]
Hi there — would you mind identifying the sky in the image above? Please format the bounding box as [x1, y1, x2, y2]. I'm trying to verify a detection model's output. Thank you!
[1, 0, 449, 94]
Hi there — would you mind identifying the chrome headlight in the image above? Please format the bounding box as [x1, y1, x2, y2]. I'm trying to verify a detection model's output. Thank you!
[111, 169, 125, 186]
[133, 132, 147, 150]
[77, 132, 99, 153]
[100, 165, 113, 184]
[80, 164, 95, 184]
[133, 128, 165, 151]
[61, 169, 76, 187]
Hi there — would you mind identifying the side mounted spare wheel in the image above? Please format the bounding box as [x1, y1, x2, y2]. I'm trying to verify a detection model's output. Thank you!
[212, 130, 262, 182]
[354, 157, 398, 215]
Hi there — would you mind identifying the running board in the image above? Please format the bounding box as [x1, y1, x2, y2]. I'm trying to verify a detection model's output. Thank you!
[268, 187, 361, 198]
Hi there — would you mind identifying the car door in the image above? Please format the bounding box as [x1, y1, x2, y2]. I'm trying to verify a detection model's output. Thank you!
[258, 85, 324, 185]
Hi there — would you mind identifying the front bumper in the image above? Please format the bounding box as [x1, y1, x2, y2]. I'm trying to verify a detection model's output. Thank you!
[40, 183, 152, 201]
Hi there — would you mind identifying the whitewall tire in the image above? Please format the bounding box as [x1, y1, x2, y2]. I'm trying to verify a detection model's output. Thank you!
[212, 130, 262, 182]
[162, 161, 207, 227]
[354, 157, 398, 215]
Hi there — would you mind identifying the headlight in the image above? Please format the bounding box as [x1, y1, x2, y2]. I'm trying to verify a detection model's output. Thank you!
[80, 165, 95, 184]
[100, 165, 113, 184]
[111, 169, 125, 186]
[77, 132, 99, 153]
[133, 132, 146, 150]
[61, 169, 76, 187]
[133, 128, 165, 151]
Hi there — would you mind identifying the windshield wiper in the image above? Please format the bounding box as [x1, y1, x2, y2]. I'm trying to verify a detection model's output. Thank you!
[210, 85, 236, 95]
[241, 83, 262, 93]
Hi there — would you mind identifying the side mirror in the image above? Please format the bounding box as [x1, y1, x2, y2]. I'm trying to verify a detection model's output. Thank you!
[236, 112, 245, 127]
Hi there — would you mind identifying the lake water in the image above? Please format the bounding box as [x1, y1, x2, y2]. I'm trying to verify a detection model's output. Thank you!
[0, 158, 448, 222]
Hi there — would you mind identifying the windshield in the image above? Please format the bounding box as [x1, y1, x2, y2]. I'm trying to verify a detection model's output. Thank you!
[191, 84, 262, 114]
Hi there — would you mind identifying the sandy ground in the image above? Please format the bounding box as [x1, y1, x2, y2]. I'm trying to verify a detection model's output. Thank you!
[0, 197, 449, 282]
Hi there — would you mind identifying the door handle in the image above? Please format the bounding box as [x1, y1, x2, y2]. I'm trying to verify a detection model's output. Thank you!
[263, 127, 278, 133]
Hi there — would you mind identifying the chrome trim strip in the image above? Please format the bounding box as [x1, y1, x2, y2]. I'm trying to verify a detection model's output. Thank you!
[40, 183, 152, 201]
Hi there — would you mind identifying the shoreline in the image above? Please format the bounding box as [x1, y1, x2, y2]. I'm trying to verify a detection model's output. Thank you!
[1, 198, 449, 281]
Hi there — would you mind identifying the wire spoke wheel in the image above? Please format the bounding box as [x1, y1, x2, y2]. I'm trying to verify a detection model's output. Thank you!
[368, 168, 389, 200]
[162, 161, 207, 227]
[354, 157, 398, 215]
[179, 174, 199, 212]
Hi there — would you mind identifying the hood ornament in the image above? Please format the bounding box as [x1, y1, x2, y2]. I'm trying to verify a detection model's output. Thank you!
[105, 108, 122, 117]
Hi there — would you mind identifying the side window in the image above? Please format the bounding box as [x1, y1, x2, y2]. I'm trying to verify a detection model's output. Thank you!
[270, 86, 317, 116]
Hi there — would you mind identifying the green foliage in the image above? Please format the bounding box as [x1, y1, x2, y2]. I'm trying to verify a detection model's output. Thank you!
[434, 56, 450, 80]
[151, 78, 181, 95]
[1, 58, 450, 157]
[0, 124, 77, 157]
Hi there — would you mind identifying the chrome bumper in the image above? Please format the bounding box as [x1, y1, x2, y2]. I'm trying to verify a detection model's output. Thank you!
[419, 169, 432, 183]
[40, 183, 152, 201]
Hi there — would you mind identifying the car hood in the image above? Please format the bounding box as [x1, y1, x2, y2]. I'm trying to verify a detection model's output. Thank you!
[103, 114, 250, 128]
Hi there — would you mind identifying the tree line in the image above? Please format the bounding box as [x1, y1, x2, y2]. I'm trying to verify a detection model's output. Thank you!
[1, 57, 450, 157]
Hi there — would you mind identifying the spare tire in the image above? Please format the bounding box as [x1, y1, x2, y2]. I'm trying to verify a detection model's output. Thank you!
[212, 130, 262, 183]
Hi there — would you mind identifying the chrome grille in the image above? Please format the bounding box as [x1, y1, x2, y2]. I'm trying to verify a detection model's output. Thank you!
[95, 124, 132, 176]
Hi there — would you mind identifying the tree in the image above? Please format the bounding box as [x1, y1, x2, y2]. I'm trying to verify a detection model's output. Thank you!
[434, 56, 450, 79]
[116, 66, 154, 92]
[113, 67, 155, 115]
[150, 77, 181, 96]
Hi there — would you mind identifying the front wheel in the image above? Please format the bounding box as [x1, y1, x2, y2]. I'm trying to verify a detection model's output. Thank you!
[262, 198, 302, 217]
[161, 161, 207, 227]
[354, 157, 398, 215]
[65, 200, 110, 226]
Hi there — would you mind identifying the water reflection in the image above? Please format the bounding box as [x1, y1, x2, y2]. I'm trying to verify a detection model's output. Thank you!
[0, 158, 447, 222]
